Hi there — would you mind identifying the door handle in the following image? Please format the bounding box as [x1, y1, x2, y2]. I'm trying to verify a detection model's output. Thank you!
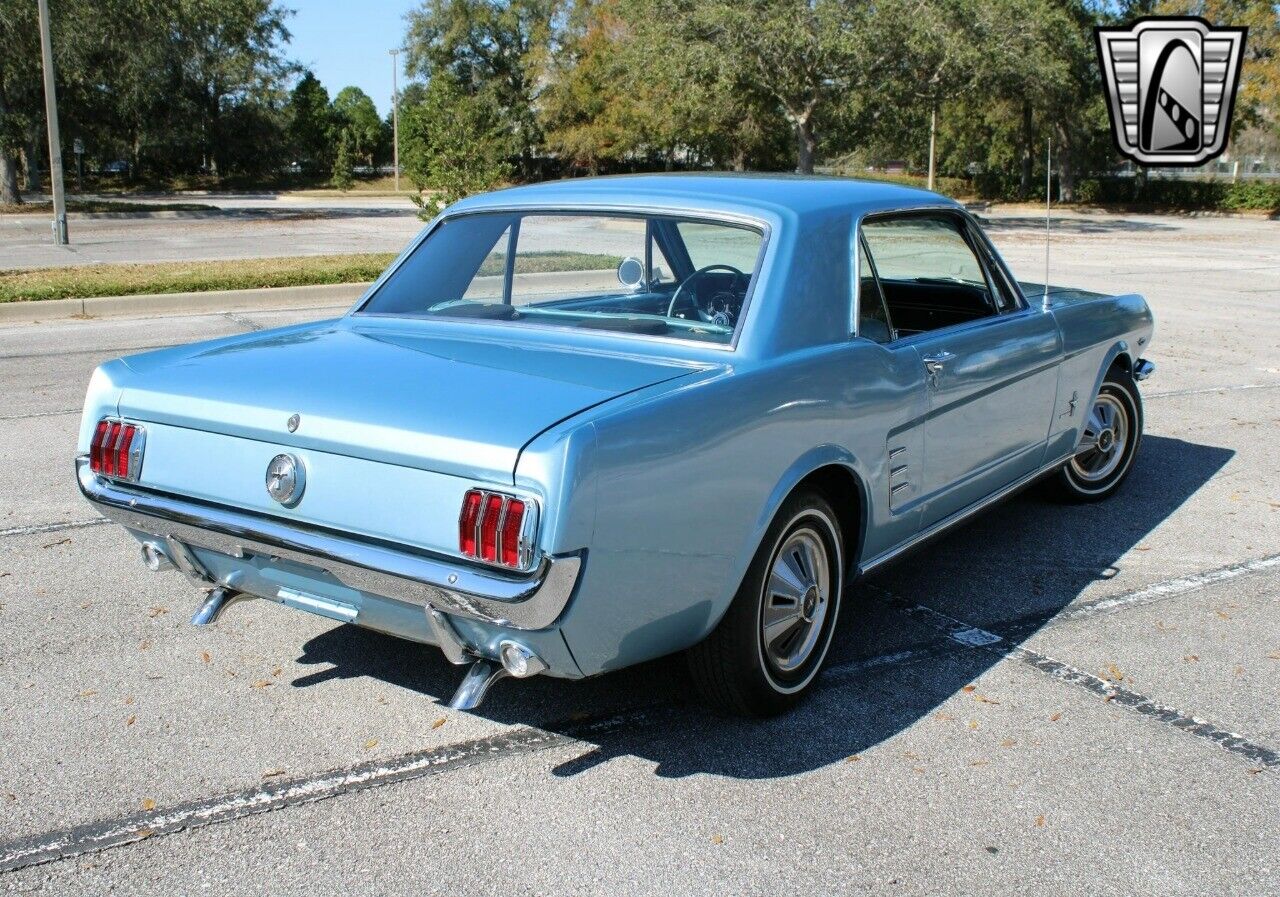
[922, 351, 955, 386]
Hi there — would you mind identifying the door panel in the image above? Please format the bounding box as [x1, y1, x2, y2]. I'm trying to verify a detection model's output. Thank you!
[913, 311, 1061, 526]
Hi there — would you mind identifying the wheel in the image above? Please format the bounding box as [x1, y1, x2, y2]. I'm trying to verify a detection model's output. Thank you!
[1050, 369, 1143, 502]
[687, 490, 844, 716]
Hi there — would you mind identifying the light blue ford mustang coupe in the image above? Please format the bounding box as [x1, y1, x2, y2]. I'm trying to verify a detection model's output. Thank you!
[77, 175, 1154, 715]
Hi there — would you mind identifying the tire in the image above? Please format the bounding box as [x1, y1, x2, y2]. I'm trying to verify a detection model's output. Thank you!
[687, 490, 844, 716]
[1050, 368, 1143, 503]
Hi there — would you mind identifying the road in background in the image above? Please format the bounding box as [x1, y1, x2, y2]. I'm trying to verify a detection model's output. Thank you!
[0, 211, 1277, 895]
[0, 193, 423, 269]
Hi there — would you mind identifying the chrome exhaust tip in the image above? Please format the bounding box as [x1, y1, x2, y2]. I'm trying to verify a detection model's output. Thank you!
[140, 540, 173, 572]
[499, 640, 547, 678]
[447, 660, 508, 710]
[190, 586, 251, 626]
[445, 642, 546, 711]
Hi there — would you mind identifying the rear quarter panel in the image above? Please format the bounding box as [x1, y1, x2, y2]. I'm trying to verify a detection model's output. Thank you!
[535, 342, 926, 676]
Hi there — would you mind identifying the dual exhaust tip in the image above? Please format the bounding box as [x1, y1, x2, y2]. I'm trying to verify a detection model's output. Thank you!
[140, 538, 547, 704]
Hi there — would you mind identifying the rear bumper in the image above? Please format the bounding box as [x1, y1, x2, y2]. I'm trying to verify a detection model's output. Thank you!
[75, 456, 581, 630]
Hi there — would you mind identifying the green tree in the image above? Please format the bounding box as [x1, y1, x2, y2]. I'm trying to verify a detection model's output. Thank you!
[331, 130, 355, 189]
[401, 71, 510, 218]
[622, 0, 892, 174]
[332, 86, 382, 167]
[539, 0, 791, 173]
[404, 0, 556, 177]
[287, 71, 334, 172]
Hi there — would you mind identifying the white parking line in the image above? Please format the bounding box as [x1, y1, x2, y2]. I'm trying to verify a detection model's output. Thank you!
[888, 596, 1280, 770]
[1146, 383, 1278, 399]
[0, 518, 109, 538]
[1053, 553, 1280, 623]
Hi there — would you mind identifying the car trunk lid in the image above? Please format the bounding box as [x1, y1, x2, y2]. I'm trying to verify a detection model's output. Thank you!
[117, 320, 702, 481]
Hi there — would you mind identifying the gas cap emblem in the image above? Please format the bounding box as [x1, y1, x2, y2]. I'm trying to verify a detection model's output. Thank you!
[265, 453, 305, 507]
[287, 413, 300, 432]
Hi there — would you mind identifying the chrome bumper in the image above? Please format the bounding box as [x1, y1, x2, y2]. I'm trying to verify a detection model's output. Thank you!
[1134, 358, 1155, 381]
[75, 457, 581, 630]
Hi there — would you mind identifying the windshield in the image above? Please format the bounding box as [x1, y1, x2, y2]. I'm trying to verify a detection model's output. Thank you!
[357, 212, 765, 346]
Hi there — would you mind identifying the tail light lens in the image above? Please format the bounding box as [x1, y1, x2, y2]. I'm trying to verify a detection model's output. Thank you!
[89, 418, 146, 483]
[459, 489, 535, 570]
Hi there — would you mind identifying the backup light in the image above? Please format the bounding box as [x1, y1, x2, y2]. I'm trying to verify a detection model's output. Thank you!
[89, 418, 146, 483]
[459, 489, 534, 570]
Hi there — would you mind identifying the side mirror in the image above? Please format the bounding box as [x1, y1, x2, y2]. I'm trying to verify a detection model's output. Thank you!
[616, 257, 645, 290]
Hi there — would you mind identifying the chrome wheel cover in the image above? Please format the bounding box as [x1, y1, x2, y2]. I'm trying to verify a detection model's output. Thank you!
[1071, 393, 1129, 483]
[760, 526, 832, 674]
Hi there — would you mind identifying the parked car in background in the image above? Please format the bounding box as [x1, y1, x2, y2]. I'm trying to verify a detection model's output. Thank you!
[76, 175, 1155, 715]
[100, 160, 130, 176]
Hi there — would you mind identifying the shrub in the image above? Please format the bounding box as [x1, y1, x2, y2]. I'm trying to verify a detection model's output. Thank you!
[1072, 177, 1280, 212]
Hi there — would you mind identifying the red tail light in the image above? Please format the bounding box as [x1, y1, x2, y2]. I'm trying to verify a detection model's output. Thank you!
[89, 418, 146, 482]
[458, 490, 482, 557]
[479, 494, 504, 562]
[500, 499, 525, 567]
[459, 489, 535, 569]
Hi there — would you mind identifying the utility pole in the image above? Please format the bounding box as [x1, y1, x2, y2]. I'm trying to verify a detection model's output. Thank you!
[37, 0, 68, 244]
[389, 48, 401, 193]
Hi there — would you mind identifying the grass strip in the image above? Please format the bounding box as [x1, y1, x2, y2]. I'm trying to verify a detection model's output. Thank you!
[0, 255, 396, 303]
[0, 251, 627, 303]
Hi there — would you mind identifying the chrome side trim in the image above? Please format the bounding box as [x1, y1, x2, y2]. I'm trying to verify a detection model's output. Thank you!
[76, 457, 583, 631]
[860, 452, 1074, 575]
[1134, 358, 1155, 381]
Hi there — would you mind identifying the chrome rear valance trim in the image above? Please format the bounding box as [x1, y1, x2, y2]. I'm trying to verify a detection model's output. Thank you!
[75, 457, 581, 630]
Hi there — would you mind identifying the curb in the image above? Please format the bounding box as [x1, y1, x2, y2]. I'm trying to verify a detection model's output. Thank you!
[0, 282, 370, 325]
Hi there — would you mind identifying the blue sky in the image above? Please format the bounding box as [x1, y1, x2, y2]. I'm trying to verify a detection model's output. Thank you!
[284, 0, 420, 117]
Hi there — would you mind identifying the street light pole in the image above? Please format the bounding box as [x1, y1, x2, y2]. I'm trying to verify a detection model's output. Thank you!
[389, 49, 400, 193]
[37, 0, 68, 244]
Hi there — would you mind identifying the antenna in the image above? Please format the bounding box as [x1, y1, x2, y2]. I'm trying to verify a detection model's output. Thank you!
[1044, 136, 1051, 308]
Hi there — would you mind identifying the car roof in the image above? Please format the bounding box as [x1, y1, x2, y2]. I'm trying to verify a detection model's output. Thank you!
[448, 172, 956, 220]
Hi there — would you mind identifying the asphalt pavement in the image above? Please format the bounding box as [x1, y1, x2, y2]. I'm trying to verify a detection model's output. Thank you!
[0, 209, 1278, 895]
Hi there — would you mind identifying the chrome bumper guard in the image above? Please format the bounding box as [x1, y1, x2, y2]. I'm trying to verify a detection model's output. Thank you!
[1134, 358, 1155, 381]
[76, 457, 581, 630]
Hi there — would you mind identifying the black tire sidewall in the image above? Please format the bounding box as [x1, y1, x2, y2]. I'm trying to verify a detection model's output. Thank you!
[704, 491, 844, 715]
[1060, 373, 1143, 499]
[753, 505, 843, 695]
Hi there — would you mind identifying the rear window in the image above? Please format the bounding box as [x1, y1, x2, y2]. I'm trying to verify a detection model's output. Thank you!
[358, 212, 765, 346]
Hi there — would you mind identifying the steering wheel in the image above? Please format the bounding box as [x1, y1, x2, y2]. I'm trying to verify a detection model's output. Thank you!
[666, 264, 748, 326]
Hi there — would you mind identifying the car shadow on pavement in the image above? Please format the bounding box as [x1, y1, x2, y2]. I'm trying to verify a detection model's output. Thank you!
[291, 434, 1232, 780]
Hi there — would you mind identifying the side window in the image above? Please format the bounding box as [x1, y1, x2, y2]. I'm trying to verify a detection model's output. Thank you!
[861, 215, 999, 337]
[856, 236, 894, 343]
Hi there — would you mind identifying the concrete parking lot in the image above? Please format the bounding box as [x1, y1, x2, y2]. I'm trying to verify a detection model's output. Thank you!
[1, 209, 1278, 895]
